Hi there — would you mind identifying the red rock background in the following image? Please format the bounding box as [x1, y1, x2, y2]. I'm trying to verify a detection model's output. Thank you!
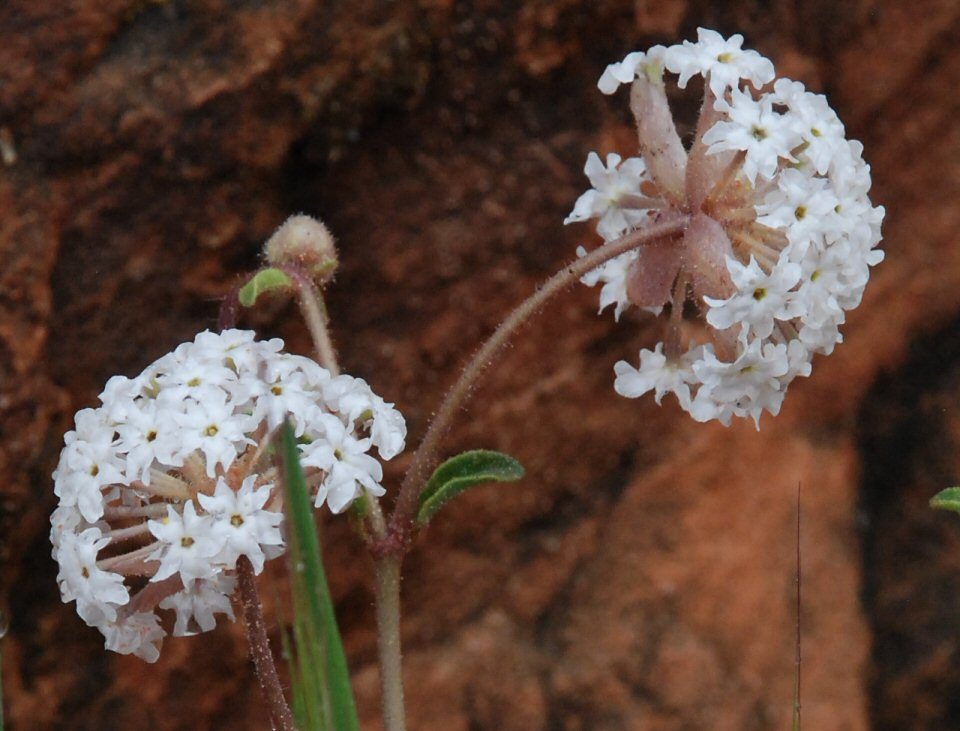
[1, 0, 958, 729]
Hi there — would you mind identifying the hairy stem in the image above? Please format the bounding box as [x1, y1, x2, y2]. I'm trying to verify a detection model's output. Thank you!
[385, 216, 689, 549]
[218, 285, 242, 331]
[0, 603, 6, 731]
[364, 483, 407, 729]
[374, 555, 406, 731]
[282, 267, 341, 376]
[237, 557, 296, 731]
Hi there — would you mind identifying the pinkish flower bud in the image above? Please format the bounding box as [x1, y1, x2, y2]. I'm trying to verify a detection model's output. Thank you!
[264, 215, 338, 285]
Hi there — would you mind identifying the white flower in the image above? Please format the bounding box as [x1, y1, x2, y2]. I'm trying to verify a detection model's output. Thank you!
[367, 399, 407, 460]
[101, 611, 165, 663]
[597, 47, 665, 94]
[53, 413, 125, 523]
[323, 375, 407, 460]
[55, 528, 129, 625]
[173, 390, 252, 477]
[159, 575, 236, 636]
[148, 502, 223, 585]
[153, 349, 242, 404]
[301, 414, 386, 513]
[257, 354, 330, 433]
[755, 168, 841, 253]
[692, 336, 790, 427]
[613, 343, 698, 409]
[198, 476, 283, 574]
[771, 79, 846, 176]
[50, 505, 83, 552]
[703, 88, 803, 184]
[577, 246, 638, 320]
[662, 27, 774, 97]
[704, 256, 802, 338]
[564, 152, 652, 241]
[114, 399, 180, 483]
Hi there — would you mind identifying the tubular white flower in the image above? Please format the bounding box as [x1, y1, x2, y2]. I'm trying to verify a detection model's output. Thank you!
[148, 502, 222, 585]
[301, 413, 386, 513]
[159, 575, 236, 637]
[691, 335, 790, 427]
[771, 78, 846, 176]
[51, 328, 406, 660]
[53, 414, 126, 523]
[662, 28, 774, 97]
[613, 343, 699, 410]
[55, 528, 129, 625]
[702, 89, 803, 184]
[570, 28, 883, 426]
[597, 47, 665, 95]
[704, 256, 802, 338]
[323, 374, 408, 460]
[576, 246, 638, 320]
[198, 476, 283, 574]
[564, 152, 653, 241]
[101, 612, 165, 663]
[755, 169, 841, 254]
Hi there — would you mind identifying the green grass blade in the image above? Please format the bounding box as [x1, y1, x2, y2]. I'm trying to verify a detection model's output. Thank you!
[280, 420, 360, 731]
[278, 612, 308, 729]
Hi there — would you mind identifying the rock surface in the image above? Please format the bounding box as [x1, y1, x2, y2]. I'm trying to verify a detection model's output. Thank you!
[1, 0, 959, 729]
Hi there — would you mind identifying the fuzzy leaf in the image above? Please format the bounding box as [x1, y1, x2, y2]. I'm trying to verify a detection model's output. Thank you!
[238, 268, 292, 307]
[418, 450, 524, 526]
[280, 420, 359, 731]
[931, 487, 960, 513]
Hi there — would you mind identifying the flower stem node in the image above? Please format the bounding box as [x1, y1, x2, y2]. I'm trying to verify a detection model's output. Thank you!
[569, 27, 884, 427]
[264, 214, 339, 285]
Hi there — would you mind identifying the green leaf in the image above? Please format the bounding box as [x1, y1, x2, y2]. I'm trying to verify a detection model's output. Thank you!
[238, 267, 293, 307]
[931, 487, 960, 513]
[417, 449, 524, 526]
[280, 420, 359, 731]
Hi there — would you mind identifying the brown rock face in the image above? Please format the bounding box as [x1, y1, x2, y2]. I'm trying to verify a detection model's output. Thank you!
[1, 1, 958, 729]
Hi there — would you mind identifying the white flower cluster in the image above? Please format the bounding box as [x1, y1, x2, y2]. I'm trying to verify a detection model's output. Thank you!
[51, 329, 406, 661]
[568, 28, 884, 426]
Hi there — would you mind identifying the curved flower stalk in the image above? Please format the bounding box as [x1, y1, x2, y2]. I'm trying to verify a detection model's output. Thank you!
[568, 28, 885, 426]
[50, 329, 406, 661]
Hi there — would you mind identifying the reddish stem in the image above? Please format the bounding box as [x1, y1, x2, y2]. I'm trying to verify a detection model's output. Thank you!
[219, 284, 242, 331]
[237, 557, 296, 731]
[382, 216, 690, 553]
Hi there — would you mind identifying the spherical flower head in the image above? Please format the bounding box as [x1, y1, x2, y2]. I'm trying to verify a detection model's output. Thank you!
[567, 28, 884, 427]
[50, 329, 407, 660]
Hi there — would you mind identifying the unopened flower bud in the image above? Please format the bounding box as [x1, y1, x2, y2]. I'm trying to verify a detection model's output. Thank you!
[264, 215, 338, 285]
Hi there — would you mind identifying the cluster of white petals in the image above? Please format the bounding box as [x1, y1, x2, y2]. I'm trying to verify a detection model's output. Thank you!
[51, 329, 406, 661]
[567, 28, 884, 426]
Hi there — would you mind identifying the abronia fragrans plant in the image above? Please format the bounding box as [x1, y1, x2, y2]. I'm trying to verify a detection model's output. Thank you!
[567, 28, 884, 426]
[51, 329, 405, 661]
[47, 26, 885, 731]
